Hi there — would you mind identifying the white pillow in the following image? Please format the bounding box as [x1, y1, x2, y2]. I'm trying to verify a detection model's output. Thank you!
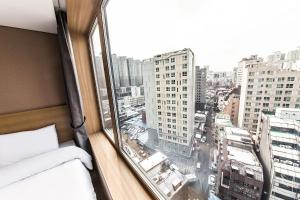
[0, 124, 59, 167]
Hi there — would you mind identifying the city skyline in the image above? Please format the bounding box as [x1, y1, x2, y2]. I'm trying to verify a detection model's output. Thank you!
[106, 0, 300, 71]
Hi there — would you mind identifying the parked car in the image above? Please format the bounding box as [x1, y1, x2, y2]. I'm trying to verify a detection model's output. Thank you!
[201, 136, 207, 143]
[208, 174, 215, 186]
[196, 162, 201, 169]
[209, 162, 217, 171]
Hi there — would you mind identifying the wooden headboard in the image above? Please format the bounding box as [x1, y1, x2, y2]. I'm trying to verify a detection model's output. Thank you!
[0, 105, 73, 143]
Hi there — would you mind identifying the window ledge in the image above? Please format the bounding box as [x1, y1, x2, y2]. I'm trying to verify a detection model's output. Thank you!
[89, 133, 153, 200]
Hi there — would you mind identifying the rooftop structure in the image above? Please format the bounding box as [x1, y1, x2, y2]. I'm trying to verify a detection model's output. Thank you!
[139, 152, 167, 172]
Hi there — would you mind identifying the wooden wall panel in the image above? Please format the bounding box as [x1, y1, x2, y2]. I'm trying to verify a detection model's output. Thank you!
[69, 31, 101, 134]
[0, 26, 66, 115]
[0, 105, 73, 143]
[66, 0, 102, 135]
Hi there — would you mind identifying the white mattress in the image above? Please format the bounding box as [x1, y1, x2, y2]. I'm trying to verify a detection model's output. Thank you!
[0, 147, 97, 200]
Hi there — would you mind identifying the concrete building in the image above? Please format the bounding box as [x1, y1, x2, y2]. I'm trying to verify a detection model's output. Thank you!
[154, 49, 195, 156]
[235, 55, 263, 87]
[214, 114, 233, 144]
[238, 57, 300, 135]
[142, 58, 157, 130]
[212, 71, 233, 87]
[258, 108, 300, 200]
[195, 66, 207, 111]
[127, 58, 143, 86]
[223, 87, 240, 126]
[139, 152, 190, 199]
[217, 127, 264, 200]
[123, 96, 144, 107]
[217, 147, 264, 200]
[111, 54, 143, 88]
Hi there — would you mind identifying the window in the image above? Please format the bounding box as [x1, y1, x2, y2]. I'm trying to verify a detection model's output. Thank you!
[283, 97, 291, 102]
[97, 0, 298, 199]
[285, 90, 292, 95]
[277, 84, 283, 88]
[276, 90, 283, 95]
[275, 97, 281, 101]
[90, 23, 113, 139]
[286, 84, 293, 88]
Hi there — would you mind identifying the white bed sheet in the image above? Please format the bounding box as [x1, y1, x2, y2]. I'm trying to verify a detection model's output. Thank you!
[0, 159, 96, 200]
[0, 147, 97, 200]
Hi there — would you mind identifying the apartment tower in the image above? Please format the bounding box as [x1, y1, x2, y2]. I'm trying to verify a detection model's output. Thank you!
[154, 49, 195, 156]
[238, 57, 300, 134]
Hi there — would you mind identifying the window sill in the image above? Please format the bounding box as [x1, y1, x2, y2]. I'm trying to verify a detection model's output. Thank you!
[89, 132, 153, 200]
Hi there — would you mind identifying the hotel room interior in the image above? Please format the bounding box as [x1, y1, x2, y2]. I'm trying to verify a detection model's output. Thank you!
[0, 0, 156, 199]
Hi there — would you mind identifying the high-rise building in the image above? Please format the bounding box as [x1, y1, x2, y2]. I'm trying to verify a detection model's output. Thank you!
[111, 54, 121, 89]
[142, 58, 157, 130]
[195, 66, 207, 111]
[154, 49, 195, 156]
[235, 55, 263, 87]
[127, 58, 143, 86]
[258, 108, 300, 200]
[238, 57, 300, 135]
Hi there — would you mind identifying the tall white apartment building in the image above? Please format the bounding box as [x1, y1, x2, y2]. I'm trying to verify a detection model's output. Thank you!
[238, 60, 300, 134]
[258, 108, 300, 200]
[142, 58, 157, 130]
[154, 49, 195, 156]
[235, 55, 263, 87]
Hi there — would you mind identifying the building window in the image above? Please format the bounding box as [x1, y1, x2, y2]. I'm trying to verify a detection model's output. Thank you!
[276, 90, 283, 95]
[277, 84, 284, 88]
[171, 65, 175, 70]
[287, 77, 295, 81]
[182, 71, 187, 76]
[286, 84, 294, 88]
[275, 97, 281, 101]
[171, 57, 175, 62]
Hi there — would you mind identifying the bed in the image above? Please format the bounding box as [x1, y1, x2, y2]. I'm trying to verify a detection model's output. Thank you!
[0, 106, 97, 200]
[0, 146, 97, 200]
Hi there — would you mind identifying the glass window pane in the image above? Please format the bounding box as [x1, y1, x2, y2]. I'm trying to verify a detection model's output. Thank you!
[90, 23, 113, 138]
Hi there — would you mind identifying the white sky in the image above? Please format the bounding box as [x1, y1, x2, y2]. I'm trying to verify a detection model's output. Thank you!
[105, 0, 300, 71]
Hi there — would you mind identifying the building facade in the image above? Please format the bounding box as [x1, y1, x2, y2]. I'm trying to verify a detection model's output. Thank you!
[142, 58, 157, 130]
[258, 108, 300, 200]
[195, 66, 207, 111]
[223, 87, 240, 126]
[154, 49, 195, 156]
[238, 59, 300, 135]
[217, 127, 264, 200]
[235, 55, 263, 87]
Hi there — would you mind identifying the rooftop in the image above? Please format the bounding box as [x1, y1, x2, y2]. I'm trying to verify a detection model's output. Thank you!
[215, 114, 232, 127]
[139, 152, 167, 172]
[227, 146, 260, 167]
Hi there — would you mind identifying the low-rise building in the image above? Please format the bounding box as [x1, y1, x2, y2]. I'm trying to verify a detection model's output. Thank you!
[216, 126, 264, 200]
[139, 152, 190, 198]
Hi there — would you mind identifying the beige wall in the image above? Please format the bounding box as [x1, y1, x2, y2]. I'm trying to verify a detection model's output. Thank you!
[0, 26, 66, 115]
